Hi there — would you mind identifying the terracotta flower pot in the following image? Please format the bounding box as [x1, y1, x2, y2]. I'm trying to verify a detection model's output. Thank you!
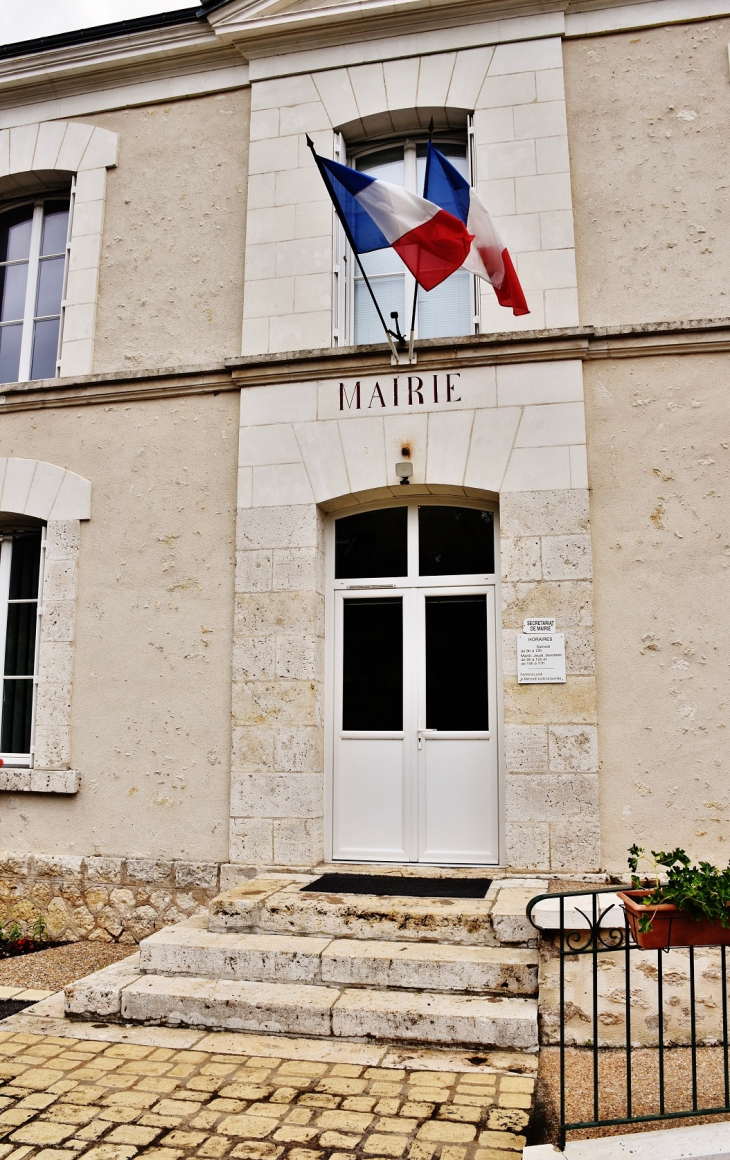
[618, 889, 730, 950]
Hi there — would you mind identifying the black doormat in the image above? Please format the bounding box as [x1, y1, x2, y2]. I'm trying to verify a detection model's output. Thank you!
[0, 998, 35, 1021]
[301, 873, 492, 899]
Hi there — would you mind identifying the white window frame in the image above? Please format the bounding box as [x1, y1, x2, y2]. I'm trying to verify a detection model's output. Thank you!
[0, 189, 74, 384]
[0, 527, 46, 767]
[336, 121, 479, 348]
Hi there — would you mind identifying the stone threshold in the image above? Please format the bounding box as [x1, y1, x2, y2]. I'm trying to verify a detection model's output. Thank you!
[5, 990, 538, 1074]
[238, 865, 612, 882]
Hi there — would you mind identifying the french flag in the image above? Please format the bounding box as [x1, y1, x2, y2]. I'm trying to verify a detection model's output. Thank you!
[424, 142, 529, 316]
[310, 144, 474, 292]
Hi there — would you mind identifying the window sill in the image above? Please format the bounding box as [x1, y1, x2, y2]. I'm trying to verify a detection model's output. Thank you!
[0, 769, 78, 794]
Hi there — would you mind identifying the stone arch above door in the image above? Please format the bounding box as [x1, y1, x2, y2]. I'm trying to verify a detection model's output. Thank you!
[0, 120, 119, 378]
[236, 360, 587, 511]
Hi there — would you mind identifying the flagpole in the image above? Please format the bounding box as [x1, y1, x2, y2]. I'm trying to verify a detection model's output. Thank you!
[306, 135, 400, 363]
[408, 280, 417, 364]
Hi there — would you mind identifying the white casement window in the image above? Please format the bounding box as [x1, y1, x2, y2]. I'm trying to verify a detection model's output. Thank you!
[0, 527, 45, 766]
[342, 133, 478, 347]
[0, 196, 72, 385]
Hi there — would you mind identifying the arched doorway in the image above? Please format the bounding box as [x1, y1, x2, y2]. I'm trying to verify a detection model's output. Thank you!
[327, 497, 500, 865]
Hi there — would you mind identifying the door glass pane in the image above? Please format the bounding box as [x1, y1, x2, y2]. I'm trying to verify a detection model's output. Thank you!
[1, 679, 33, 753]
[419, 506, 494, 576]
[335, 507, 407, 579]
[35, 256, 65, 317]
[343, 598, 402, 730]
[30, 317, 60, 379]
[425, 595, 488, 730]
[0, 262, 28, 322]
[9, 533, 41, 600]
[0, 324, 22, 384]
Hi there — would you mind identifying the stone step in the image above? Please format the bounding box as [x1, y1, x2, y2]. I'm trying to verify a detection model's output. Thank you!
[209, 881, 502, 945]
[117, 972, 538, 1048]
[139, 919, 538, 995]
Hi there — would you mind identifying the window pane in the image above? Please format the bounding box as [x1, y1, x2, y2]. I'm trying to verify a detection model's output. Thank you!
[0, 206, 33, 263]
[417, 268, 472, 339]
[1, 679, 33, 754]
[343, 598, 402, 730]
[35, 256, 65, 317]
[360, 248, 403, 277]
[0, 323, 22, 384]
[426, 595, 488, 730]
[0, 262, 28, 323]
[335, 507, 407, 579]
[357, 147, 405, 184]
[416, 141, 468, 189]
[30, 317, 60, 380]
[9, 533, 41, 600]
[354, 274, 404, 345]
[5, 604, 37, 676]
[40, 204, 69, 256]
[419, 506, 494, 575]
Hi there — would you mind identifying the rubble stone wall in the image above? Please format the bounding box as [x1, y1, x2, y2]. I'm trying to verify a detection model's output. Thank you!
[0, 855, 251, 944]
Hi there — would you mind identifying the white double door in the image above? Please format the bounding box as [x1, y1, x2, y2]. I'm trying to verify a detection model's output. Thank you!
[332, 584, 499, 864]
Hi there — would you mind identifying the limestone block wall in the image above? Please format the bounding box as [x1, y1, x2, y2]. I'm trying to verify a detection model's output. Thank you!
[231, 358, 598, 872]
[231, 503, 325, 867]
[34, 520, 80, 772]
[501, 489, 598, 871]
[243, 35, 578, 355]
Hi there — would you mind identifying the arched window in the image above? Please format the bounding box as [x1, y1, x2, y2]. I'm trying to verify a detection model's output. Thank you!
[345, 134, 476, 345]
[0, 196, 71, 384]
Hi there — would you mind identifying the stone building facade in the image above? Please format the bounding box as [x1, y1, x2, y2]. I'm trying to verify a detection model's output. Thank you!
[0, 0, 728, 942]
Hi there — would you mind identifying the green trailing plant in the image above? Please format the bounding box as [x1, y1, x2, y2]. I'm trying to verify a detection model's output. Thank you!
[627, 845, 730, 933]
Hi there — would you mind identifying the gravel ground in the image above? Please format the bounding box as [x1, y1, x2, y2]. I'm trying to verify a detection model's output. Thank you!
[534, 1045, 730, 1145]
[0, 941, 133, 991]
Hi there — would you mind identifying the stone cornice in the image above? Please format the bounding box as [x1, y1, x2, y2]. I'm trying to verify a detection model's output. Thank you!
[0, 22, 243, 121]
[0, 320, 728, 413]
[205, 0, 730, 63]
[207, 0, 565, 57]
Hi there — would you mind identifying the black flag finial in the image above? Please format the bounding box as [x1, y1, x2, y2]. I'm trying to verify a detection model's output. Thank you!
[305, 133, 315, 150]
[428, 117, 434, 140]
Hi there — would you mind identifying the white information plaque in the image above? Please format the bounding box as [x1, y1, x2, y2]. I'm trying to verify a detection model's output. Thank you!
[517, 633, 566, 684]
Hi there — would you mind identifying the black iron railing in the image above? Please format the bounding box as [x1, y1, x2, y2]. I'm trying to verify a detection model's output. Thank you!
[526, 887, 730, 1149]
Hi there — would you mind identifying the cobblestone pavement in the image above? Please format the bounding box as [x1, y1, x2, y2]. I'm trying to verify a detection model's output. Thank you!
[0, 1024, 534, 1160]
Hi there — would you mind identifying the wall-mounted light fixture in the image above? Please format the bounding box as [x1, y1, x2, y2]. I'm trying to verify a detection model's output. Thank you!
[396, 445, 413, 485]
